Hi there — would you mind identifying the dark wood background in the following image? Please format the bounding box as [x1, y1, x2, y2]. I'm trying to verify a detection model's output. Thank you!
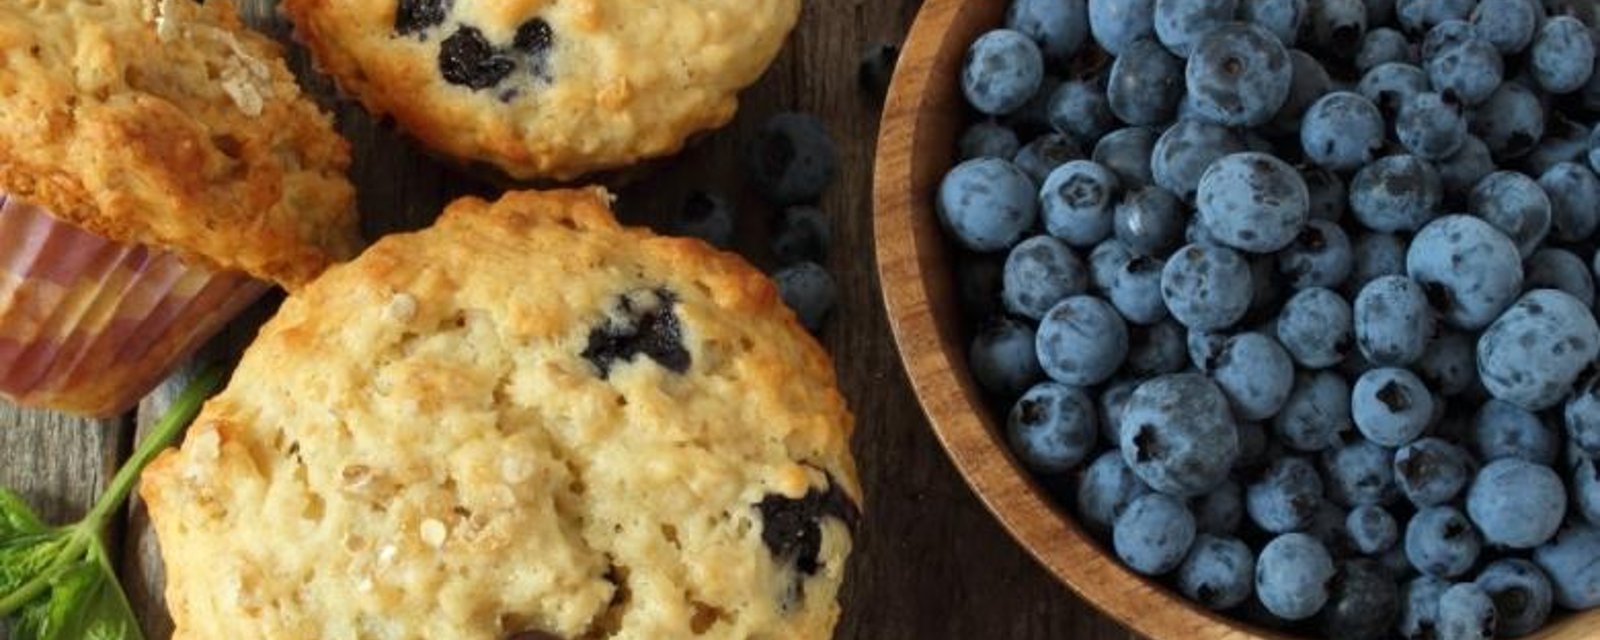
[0, 1, 1138, 637]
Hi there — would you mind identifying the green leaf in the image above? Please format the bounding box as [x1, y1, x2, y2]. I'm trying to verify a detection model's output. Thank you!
[9, 550, 142, 640]
[0, 534, 67, 596]
[0, 488, 46, 538]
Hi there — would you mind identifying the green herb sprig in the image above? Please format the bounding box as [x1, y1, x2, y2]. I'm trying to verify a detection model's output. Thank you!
[0, 370, 222, 640]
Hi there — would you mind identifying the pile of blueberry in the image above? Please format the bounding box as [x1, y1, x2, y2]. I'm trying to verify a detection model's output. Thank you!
[940, 0, 1600, 637]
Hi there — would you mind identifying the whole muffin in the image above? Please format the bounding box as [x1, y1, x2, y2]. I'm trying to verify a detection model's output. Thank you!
[142, 189, 861, 639]
[0, 0, 359, 416]
[282, 0, 802, 180]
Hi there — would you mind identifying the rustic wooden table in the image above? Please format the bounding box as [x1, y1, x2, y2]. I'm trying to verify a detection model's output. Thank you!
[0, 1, 1138, 638]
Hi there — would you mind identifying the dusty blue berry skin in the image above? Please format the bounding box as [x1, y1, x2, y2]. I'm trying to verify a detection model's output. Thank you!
[1324, 439, 1400, 508]
[1476, 559, 1555, 637]
[1077, 450, 1152, 532]
[1470, 0, 1537, 54]
[1350, 155, 1442, 233]
[1357, 27, 1414, 71]
[1320, 559, 1401, 640]
[1119, 373, 1240, 497]
[1002, 236, 1090, 320]
[1303, 92, 1385, 172]
[1277, 287, 1353, 369]
[1185, 23, 1294, 127]
[1354, 275, 1435, 367]
[1113, 186, 1183, 257]
[1591, 126, 1600, 175]
[1178, 534, 1257, 609]
[1401, 575, 1452, 638]
[1479, 289, 1600, 411]
[1093, 127, 1157, 188]
[1351, 233, 1408, 292]
[1089, 238, 1135, 292]
[1240, 0, 1307, 46]
[1005, 0, 1089, 63]
[1187, 330, 1229, 373]
[1395, 438, 1474, 508]
[1470, 83, 1545, 160]
[772, 206, 830, 265]
[1212, 332, 1295, 421]
[1269, 50, 1337, 134]
[1107, 39, 1184, 126]
[1437, 583, 1498, 640]
[773, 262, 836, 331]
[1466, 458, 1567, 548]
[1468, 171, 1552, 257]
[958, 121, 1022, 160]
[1408, 215, 1524, 331]
[1304, 167, 1346, 222]
[1114, 493, 1197, 575]
[1153, 0, 1237, 58]
[1437, 135, 1497, 196]
[1195, 480, 1245, 535]
[1353, 367, 1435, 447]
[1277, 220, 1353, 290]
[1013, 133, 1083, 185]
[1275, 371, 1353, 452]
[1526, 128, 1594, 177]
[1304, 0, 1368, 54]
[1087, 0, 1155, 55]
[1534, 522, 1600, 609]
[1126, 320, 1189, 376]
[1247, 456, 1325, 534]
[1405, 505, 1482, 578]
[1424, 29, 1503, 106]
[1256, 533, 1337, 621]
[970, 316, 1043, 398]
[1108, 255, 1169, 325]
[1397, 92, 1468, 159]
[1041, 160, 1121, 247]
[1048, 81, 1116, 146]
[1470, 399, 1559, 466]
[1196, 152, 1310, 253]
[1036, 295, 1128, 387]
[1151, 119, 1246, 203]
[745, 113, 839, 206]
[1573, 455, 1600, 525]
[1162, 244, 1255, 331]
[962, 29, 1045, 115]
[1572, 373, 1600, 457]
[1525, 248, 1596, 307]
[1397, 0, 1476, 32]
[1098, 379, 1140, 443]
[1417, 329, 1476, 396]
[1538, 162, 1600, 242]
[1347, 505, 1400, 554]
[1007, 382, 1099, 474]
[938, 158, 1038, 252]
[1531, 16, 1597, 94]
[1358, 62, 1429, 117]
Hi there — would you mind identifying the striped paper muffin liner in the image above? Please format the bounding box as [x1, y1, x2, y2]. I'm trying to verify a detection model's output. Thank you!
[0, 194, 268, 417]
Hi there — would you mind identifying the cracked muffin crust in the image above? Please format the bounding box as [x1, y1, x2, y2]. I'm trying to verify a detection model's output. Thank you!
[142, 188, 860, 639]
[282, 0, 802, 181]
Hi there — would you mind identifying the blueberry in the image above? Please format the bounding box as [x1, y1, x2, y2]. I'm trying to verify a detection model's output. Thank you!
[1185, 23, 1294, 127]
[1108, 255, 1170, 325]
[969, 316, 1044, 398]
[1324, 439, 1401, 507]
[1303, 94, 1386, 173]
[857, 41, 901, 101]
[1247, 456, 1325, 533]
[1467, 171, 1551, 258]
[1474, 559, 1553, 637]
[1424, 27, 1504, 105]
[1401, 575, 1452, 638]
[1275, 370, 1354, 452]
[1579, 373, 1600, 455]
[1408, 215, 1524, 330]
[1305, 0, 1370, 56]
[1002, 236, 1090, 320]
[1195, 152, 1309, 253]
[1353, 275, 1435, 367]
[1533, 521, 1600, 609]
[1091, 127, 1157, 189]
[1320, 559, 1400, 640]
[1397, 92, 1468, 159]
[1256, 533, 1337, 620]
[1012, 133, 1084, 185]
[1211, 332, 1296, 421]
[512, 19, 555, 81]
[1036, 295, 1128, 386]
[1437, 135, 1498, 196]
[772, 206, 830, 265]
[1162, 244, 1255, 331]
[1187, 329, 1230, 373]
[1097, 378, 1141, 443]
[1348, 505, 1401, 554]
[1465, 459, 1567, 549]
[1591, 126, 1600, 175]
[1112, 186, 1183, 257]
[773, 262, 836, 332]
[1470, 399, 1559, 466]
[1007, 382, 1099, 473]
[1269, 50, 1337, 133]
[1470, 0, 1538, 53]
[1088, 238, 1135, 291]
[582, 289, 690, 379]
[1194, 479, 1245, 535]
[1106, 39, 1184, 126]
[958, 121, 1022, 160]
[1153, 0, 1238, 58]
[1239, 0, 1308, 46]
[1151, 120, 1247, 204]
[1350, 233, 1409, 292]
[1007, 75, 1062, 136]
[1396, 0, 1477, 33]
[1405, 505, 1482, 578]
[1277, 220, 1354, 290]
[1114, 493, 1197, 575]
[1357, 27, 1416, 71]
[1353, 367, 1435, 447]
[1395, 438, 1474, 507]
[1538, 162, 1600, 242]
[1303, 167, 1347, 223]
[1572, 455, 1600, 525]
[669, 190, 735, 248]
[1005, 0, 1090, 63]
[1358, 62, 1430, 118]
[1041, 160, 1121, 246]
[1047, 80, 1116, 146]
[1178, 534, 1257, 609]
[746, 113, 838, 206]
[938, 158, 1039, 252]
[1350, 154, 1442, 233]
[1078, 450, 1154, 534]
[1277, 287, 1353, 369]
[1125, 320, 1189, 377]
[1088, 0, 1156, 56]
[395, 0, 451, 35]
[1479, 289, 1600, 410]
[962, 29, 1046, 115]
[1415, 330, 1475, 396]
[1525, 248, 1595, 307]
[438, 26, 515, 90]
[1531, 16, 1597, 94]
[1437, 583, 1498, 640]
[1120, 373, 1241, 497]
[756, 479, 859, 576]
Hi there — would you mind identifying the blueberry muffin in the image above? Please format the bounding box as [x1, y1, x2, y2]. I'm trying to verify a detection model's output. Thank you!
[142, 189, 861, 639]
[281, 0, 802, 180]
[0, 0, 358, 415]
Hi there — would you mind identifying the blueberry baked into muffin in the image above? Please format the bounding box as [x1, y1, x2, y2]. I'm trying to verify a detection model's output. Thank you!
[282, 0, 803, 180]
[142, 189, 860, 638]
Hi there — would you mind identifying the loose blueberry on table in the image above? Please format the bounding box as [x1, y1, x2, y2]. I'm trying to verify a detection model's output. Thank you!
[938, 0, 1600, 636]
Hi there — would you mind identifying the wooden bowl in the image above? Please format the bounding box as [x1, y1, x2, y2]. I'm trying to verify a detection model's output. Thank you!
[870, 1, 1598, 639]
